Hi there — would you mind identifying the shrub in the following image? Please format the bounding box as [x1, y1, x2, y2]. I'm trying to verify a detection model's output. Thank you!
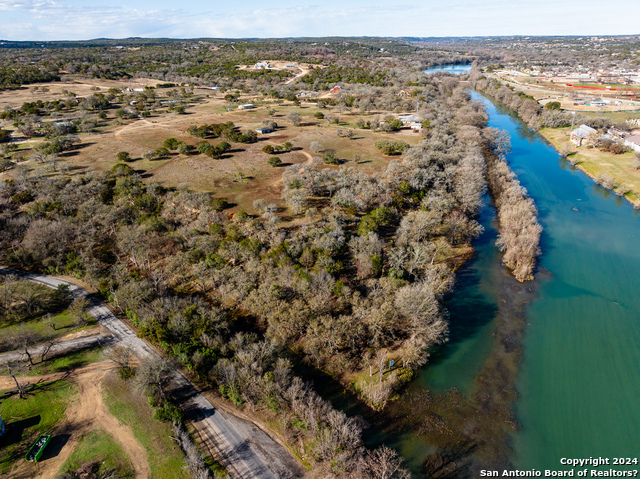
[153, 400, 183, 423]
[111, 163, 135, 176]
[375, 140, 409, 155]
[12, 190, 34, 204]
[324, 150, 339, 164]
[314, 111, 324, 119]
[115, 151, 132, 162]
[262, 144, 275, 154]
[163, 137, 182, 150]
[268, 157, 282, 167]
[211, 198, 229, 211]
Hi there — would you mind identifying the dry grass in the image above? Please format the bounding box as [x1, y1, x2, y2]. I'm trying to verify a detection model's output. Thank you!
[2, 82, 425, 215]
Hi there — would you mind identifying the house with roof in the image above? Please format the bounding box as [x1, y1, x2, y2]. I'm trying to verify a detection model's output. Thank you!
[623, 135, 640, 153]
[398, 114, 421, 125]
[256, 127, 273, 134]
[254, 62, 270, 69]
[329, 86, 342, 94]
[238, 104, 255, 110]
[570, 124, 597, 146]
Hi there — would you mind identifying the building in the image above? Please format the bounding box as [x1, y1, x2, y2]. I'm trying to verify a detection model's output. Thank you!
[570, 124, 597, 146]
[296, 90, 318, 98]
[285, 63, 296, 68]
[256, 127, 273, 134]
[329, 85, 342, 94]
[409, 122, 423, 132]
[623, 135, 640, 153]
[254, 62, 270, 69]
[238, 104, 254, 110]
[398, 114, 420, 124]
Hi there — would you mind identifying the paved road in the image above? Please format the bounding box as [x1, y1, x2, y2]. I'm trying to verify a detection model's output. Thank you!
[0, 267, 301, 479]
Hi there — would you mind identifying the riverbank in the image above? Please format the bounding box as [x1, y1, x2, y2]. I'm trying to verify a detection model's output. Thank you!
[537, 127, 640, 207]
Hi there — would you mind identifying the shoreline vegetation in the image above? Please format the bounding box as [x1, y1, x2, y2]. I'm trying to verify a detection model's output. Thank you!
[472, 74, 640, 209]
[0, 48, 497, 476]
[481, 126, 542, 282]
[0, 37, 547, 477]
[380, 90, 543, 478]
[536, 128, 640, 207]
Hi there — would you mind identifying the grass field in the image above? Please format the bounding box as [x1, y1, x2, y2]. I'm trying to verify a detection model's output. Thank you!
[1, 79, 425, 218]
[0, 380, 77, 475]
[577, 111, 640, 123]
[539, 127, 640, 204]
[28, 347, 104, 376]
[572, 83, 640, 90]
[1, 309, 95, 344]
[59, 429, 135, 478]
[102, 375, 192, 479]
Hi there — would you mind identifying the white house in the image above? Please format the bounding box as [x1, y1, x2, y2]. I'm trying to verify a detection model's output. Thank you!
[398, 114, 420, 124]
[254, 62, 270, 69]
[623, 135, 640, 153]
[238, 104, 254, 110]
[570, 124, 597, 146]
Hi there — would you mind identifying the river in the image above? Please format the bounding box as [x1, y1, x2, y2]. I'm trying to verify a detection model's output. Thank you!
[423, 64, 472, 74]
[478, 95, 640, 472]
[369, 91, 640, 476]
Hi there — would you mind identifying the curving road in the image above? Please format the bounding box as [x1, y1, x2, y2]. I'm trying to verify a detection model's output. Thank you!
[0, 266, 302, 479]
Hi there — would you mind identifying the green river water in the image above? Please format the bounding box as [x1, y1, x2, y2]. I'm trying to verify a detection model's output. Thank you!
[373, 93, 640, 476]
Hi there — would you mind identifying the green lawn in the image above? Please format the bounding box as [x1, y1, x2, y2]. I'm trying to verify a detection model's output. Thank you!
[102, 375, 191, 479]
[0, 380, 77, 475]
[27, 347, 104, 376]
[573, 83, 640, 90]
[58, 429, 135, 478]
[1, 309, 92, 343]
[578, 111, 640, 123]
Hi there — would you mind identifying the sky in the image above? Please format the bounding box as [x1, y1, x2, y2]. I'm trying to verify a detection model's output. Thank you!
[0, 0, 638, 41]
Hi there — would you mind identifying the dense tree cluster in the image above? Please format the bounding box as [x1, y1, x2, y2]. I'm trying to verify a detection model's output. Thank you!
[472, 76, 614, 131]
[482, 128, 542, 281]
[0, 64, 60, 90]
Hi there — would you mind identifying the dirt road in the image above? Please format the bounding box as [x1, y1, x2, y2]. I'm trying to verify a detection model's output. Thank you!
[2, 362, 150, 479]
[0, 266, 302, 479]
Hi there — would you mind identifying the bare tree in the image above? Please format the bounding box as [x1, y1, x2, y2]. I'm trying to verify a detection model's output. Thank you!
[135, 357, 174, 399]
[310, 141, 323, 154]
[106, 345, 135, 378]
[69, 296, 90, 326]
[375, 349, 387, 382]
[286, 112, 302, 126]
[172, 423, 213, 479]
[358, 445, 411, 479]
[4, 360, 28, 398]
[14, 330, 38, 366]
[40, 338, 57, 362]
